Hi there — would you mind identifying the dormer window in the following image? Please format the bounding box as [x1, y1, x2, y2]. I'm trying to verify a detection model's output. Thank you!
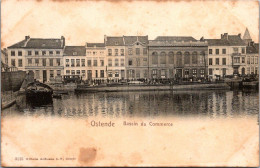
[73, 52, 77, 55]
[42, 44, 46, 47]
[115, 41, 118, 45]
[136, 42, 139, 45]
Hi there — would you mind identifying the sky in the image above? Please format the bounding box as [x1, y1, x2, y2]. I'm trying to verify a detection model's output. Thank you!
[1, 0, 259, 48]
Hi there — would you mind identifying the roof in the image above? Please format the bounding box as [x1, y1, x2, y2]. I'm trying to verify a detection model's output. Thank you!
[148, 40, 208, 47]
[243, 28, 252, 40]
[63, 46, 86, 56]
[246, 43, 259, 54]
[8, 37, 65, 49]
[227, 35, 246, 46]
[205, 34, 246, 46]
[86, 43, 105, 47]
[105, 36, 124, 46]
[154, 36, 197, 42]
[123, 36, 148, 45]
[205, 39, 230, 46]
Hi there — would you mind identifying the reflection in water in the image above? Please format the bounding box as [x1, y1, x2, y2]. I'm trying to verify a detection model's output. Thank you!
[2, 90, 259, 119]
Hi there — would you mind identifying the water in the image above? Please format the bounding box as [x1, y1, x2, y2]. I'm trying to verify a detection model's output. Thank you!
[2, 90, 259, 119]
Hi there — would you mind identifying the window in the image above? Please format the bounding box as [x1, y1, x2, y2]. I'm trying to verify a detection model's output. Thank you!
[136, 58, 140, 66]
[108, 49, 112, 56]
[73, 52, 77, 56]
[255, 57, 258, 64]
[56, 59, 61, 66]
[143, 58, 147, 66]
[209, 68, 213, 75]
[233, 48, 238, 53]
[247, 57, 250, 64]
[49, 59, 53, 66]
[136, 70, 140, 78]
[95, 70, 98, 78]
[247, 67, 250, 74]
[88, 60, 92, 67]
[18, 51, 22, 56]
[121, 59, 124, 66]
[152, 52, 158, 64]
[76, 59, 80, 67]
[200, 69, 205, 74]
[200, 52, 205, 64]
[222, 58, 226, 65]
[215, 58, 219, 65]
[50, 70, 54, 78]
[251, 57, 254, 64]
[71, 59, 75, 67]
[36, 70, 40, 79]
[209, 49, 212, 55]
[143, 48, 147, 55]
[56, 51, 60, 55]
[42, 51, 46, 55]
[184, 52, 190, 64]
[242, 57, 245, 63]
[192, 69, 197, 77]
[242, 48, 245, 54]
[66, 59, 69, 67]
[128, 48, 133, 55]
[160, 52, 166, 64]
[176, 52, 182, 66]
[115, 59, 119, 66]
[42, 59, 46, 66]
[234, 57, 240, 63]
[11, 51, 15, 56]
[11, 59, 15, 66]
[216, 49, 219, 55]
[100, 60, 104, 66]
[71, 70, 75, 75]
[128, 59, 133, 66]
[82, 70, 86, 76]
[35, 59, 39, 65]
[28, 51, 32, 56]
[209, 58, 212, 65]
[35, 51, 39, 55]
[28, 58, 32, 65]
[192, 52, 198, 64]
[76, 70, 80, 75]
[66, 70, 70, 75]
[136, 48, 140, 55]
[57, 70, 61, 76]
[94, 60, 97, 66]
[108, 59, 112, 67]
[115, 49, 118, 56]
[115, 71, 119, 77]
[100, 70, 104, 78]
[222, 68, 226, 76]
[93, 52, 96, 55]
[168, 52, 174, 64]
[49, 51, 53, 55]
[222, 49, 226, 54]
[120, 49, 124, 56]
[81, 59, 85, 67]
[108, 71, 113, 77]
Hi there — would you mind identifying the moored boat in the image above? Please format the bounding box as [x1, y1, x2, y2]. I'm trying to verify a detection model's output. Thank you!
[26, 82, 53, 103]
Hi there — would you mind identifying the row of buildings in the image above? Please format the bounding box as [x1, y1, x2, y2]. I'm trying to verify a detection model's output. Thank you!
[2, 28, 258, 83]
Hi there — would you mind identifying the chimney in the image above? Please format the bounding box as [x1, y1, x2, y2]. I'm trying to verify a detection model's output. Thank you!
[61, 36, 65, 47]
[221, 33, 228, 40]
[25, 36, 30, 40]
[238, 33, 241, 38]
[104, 35, 107, 43]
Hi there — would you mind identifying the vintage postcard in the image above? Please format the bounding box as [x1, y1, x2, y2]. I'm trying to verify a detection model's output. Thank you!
[1, 0, 259, 167]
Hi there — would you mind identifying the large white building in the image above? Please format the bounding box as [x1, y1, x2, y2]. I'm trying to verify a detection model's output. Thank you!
[206, 33, 247, 79]
[7, 36, 65, 83]
[63, 46, 87, 80]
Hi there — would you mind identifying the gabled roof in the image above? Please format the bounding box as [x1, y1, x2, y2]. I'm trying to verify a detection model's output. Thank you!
[123, 36, 148, 45]
[105, 36, 124, 46]
[205, 34, 246, 46]
[63, 46, 86, 56]
[154, 36, 197, 42]
[243, 28, 252, 40]
[246, 43, 259, 54]
[205, 39, 230, 46]
[86, 43, 105, 48]
[227, 35, 246, 46]
[8, 36, 65, 49]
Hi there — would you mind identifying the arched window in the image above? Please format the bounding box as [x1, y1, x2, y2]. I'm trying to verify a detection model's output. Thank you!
[192, 52, 198, 64]
[200, 51, 205, 64]
[168, 52, 174, 64]
[152, 52, 158, 64]
[160, 52, 166, 64]
[176, 52, 182, 66]
[184, 52, 190, 64]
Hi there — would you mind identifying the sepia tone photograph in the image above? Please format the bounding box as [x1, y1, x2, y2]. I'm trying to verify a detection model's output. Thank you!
[1, 0, 259, 167]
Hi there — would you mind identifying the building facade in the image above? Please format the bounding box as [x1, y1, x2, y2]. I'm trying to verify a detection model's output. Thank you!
[124, 36, 149, 80]
[104, 36, 126, 81]
[63, 46, 87, 80]
[7, 36, 65, 83]
[206, 33, 247, 79]
[85, 43, 107, 82]
[148, 36, 208, 81]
